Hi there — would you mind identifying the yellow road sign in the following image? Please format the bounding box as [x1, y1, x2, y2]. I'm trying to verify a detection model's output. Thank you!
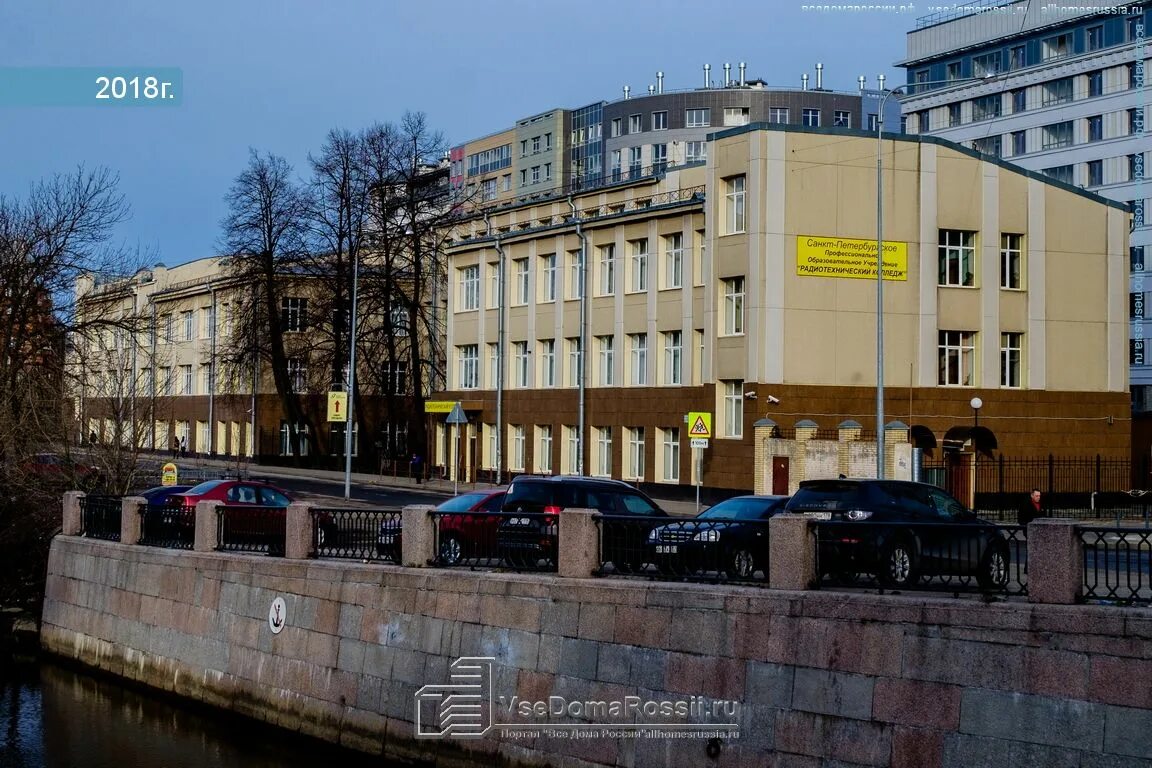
[424, 400, 455, 413]
[161, 462, 178, 486]
[687, 411, 712, 439]
[327, 391, 348, 422]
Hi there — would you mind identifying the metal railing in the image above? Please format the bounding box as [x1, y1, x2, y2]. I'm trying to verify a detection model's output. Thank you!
[638, 517, 772, 584]
[431, 511, 505, 568]
[1081, 526, 1152, 605]
[494, 511, 558, 572]
[312, 507, 401, 562]
[216, 505, 285, 555]
[79, 496, 121, 541]
[138, 503, 193, 549]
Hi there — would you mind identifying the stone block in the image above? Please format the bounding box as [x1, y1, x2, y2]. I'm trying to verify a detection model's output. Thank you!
[958, 689, 1104, 750]
[666, 608, 730, 656]
[1090, 656, 1152, 708]
[558, 637, 599, 679]
[502, 629, 541, 671]
[613, 606, 671, 648]
[577, 603, 615, 642]
[284, 502, 313, 560]
[769, 514, 817, 590]
[745, 661, 795, 709]
[337, 637, 366, 674]
[791, 668, 874, 720]
[480, 595, 542, 633]
[363, 645, 395, 679]
[1026, 519, 1083, 605]
[902, 634, 1024, 690]
[1020, 647, 1089, 700]
[63, 491, 84, 535]
[1081, 753, 1152, 768]
[890, 726, 945, 768]
[337, 604, 363, 640]
[872, 679, 961, 730]
[194, 500, 221, 553]
[1103, 704, 1152, 758]
[596, 643, 631, 684]
[941, 732, 1081, 768]
[541, 599, 580, 638]
[400, 505, 436, 567]
[768, 617, 903, 677]
[120, 497, 146, 546]
[627, 647, 667, 691]
[558, 508, 599, 578]
[773, 710, 892, 766]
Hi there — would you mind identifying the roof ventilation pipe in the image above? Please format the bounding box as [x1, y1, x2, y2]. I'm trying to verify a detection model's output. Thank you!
[623, 85, 630, 99]
[738, 62, 746, 86]
[723, 62, 731, 87]
[657, 71, 664, 94]
[858, 75, 866, 90]
[703, 64, 711, 88]
[648, 85, 655, 95]
[878, 74, 886, 90]
[801, 73, 809, 91]
[815, 62, 824, 90]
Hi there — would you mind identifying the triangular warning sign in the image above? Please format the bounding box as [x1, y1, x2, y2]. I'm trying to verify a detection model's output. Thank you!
[689, 416, 709, 436]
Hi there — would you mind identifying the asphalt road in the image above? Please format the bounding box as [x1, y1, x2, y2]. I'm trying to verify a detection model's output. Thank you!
[256, 474, 451, 510]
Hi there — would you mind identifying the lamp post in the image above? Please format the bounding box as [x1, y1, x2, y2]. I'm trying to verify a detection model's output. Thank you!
[875, 74, 995, 479]
[970, 396, 983, 428]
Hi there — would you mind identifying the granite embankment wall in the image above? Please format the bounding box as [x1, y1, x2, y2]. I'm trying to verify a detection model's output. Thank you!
[42, 533, 1152, 768]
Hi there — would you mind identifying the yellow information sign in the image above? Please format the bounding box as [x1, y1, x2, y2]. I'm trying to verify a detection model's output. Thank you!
[796, 235, 908, 281]
[327, 391, 348, 422]
[424, 400, 455, 414]
[161, 462, 178, 486]
[687, 412, 712, 439]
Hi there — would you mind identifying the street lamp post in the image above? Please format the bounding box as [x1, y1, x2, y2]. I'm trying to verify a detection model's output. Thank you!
[970, 396, 983, 428]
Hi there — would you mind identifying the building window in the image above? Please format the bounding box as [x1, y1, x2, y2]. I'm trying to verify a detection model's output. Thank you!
[1012, 130, 1026, 156]
[502, 173, 511, 191]
[540, 254, 556, 302]
[651, 143, 668, 171]
[531, 166, 540, 183]
[199, 363, 211, 395]
[486, 263, 499, 309]
[948, 103, 961, 127]
[285, 358, 305, 393]
[510, 425, 525, 471]
[595, 427, 613, 477]
[1130, 153, 1145, 182]
[1041, 77, 1073, 107]
[540, 339, 556, 388]
[1088, 70, 1103, 98]
[1134, 246, 1146, 272]
[973, 52, 1001, 77]
[1001, 333, 1023, 388]
[1011, 89, 1026, 113]
[513, 258, 530, 305]
[692, 329, 705, 386]
[329, 422, 359, 458]
[629, 114, 642, 133]
[481, 178, 496, 201]
[512, 341, 529, 388]
[946, 61, 961, 81]
[567, 250, 582, 300]
[1043, 165, 1074, 185]
[686, 141, 707, 163]
[1000, 234, 1023, 289]
[458, 345, 478, 389]
[1088, 115, 1103, 143]
[628, 146, 642, 176]
[661, 428, 680, 482]
[626, 427, 645, 480]
[723, 277, 745, 335]
[564, 425, 579, 474]
[629, 333, 648, 386]
[918, 112, 930, 133]
[597, 335, 615, 386]
[686, 108, 710, 127]
[1130, 63, 1140, 90]
[182, 310, 194, 341]
[834, 110, 851, 127]
[972, 94, 1001, 121]
[663, 330, 682, 385]
[769, 107, 789, 124]
[161, 366, 172, 396]
[629, 238, 649, 292]
[1041, 121, 1073, 150]
[460, 265, 480, 310]
[1009, 45, 1026, 70]
[652, 111, 668, 130]
[1087, 24, 1104, 51]
[611, 118, 621, 137]
[802, 108, 820, 127]
[384, 361, 408, 394]
[1088, 159, 1103, 187]
[938, 331, 976, 386]
[598, 244, 615, 295]
[537, 425, 553, 473]
[1129, 13, 1143, 41]
[566, 337, 581, 387]
[725, 175, 746, 234]
[279, 422, 309, 456]
[200, 306, 214, 339]
[1041, 33, 1072, 61]
[1130, 108, 1142, 135]
[972, 136, 1002, 158]
[487, 343, 499, 388]
[722, 380, 744, 438]
[663, 233, 683, 289]
[181, 364, 194, 395]
[723, 107, 750, 126]
[531, 136, 541, 153]
[939, 230, 975, 287]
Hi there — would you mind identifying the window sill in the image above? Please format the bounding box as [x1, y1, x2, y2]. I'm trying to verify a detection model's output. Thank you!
[720, 231, 746, 237]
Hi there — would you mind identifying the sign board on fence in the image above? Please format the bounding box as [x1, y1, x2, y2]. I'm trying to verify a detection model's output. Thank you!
[687, 412, 712, 439]
[327, 391, 348, 422]
[424, 400, 455, 413]
[161, 462, 178, 486]
[690, 438, 709, 449]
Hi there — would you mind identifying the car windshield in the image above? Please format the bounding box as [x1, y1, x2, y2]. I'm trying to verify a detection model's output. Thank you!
[699, 497, 780, 520]
[787, 482, 865, 511]
[436, 493, 490, 512]
[183, 480, 225, 495]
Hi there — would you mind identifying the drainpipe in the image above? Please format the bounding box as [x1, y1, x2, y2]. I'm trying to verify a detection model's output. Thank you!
[567, 196, 588, 476]
[485, 212, 506, 484]
[150, 301, 157, 450]
[208, 286, 217, 456]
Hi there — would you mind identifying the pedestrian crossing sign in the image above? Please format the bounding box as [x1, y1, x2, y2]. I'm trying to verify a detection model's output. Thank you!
[687, 411, 712, 439]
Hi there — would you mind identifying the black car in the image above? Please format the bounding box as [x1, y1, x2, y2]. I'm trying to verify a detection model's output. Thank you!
[784, 478, 1009, 590]
[646, 495, 790, 578]
[496, 476, 670, 571]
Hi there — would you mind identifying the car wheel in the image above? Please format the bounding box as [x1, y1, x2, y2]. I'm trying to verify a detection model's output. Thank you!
[878, 538, 918, 588]
[317, 522, 338, 549]
[440, 533, 464, 565]
[977, 543, 1010, 590]
[727, 548, 756, 579]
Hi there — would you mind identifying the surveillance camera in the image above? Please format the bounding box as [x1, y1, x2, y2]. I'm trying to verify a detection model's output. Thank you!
[744, 391, 757, 399]
[767, 395, 781, 404]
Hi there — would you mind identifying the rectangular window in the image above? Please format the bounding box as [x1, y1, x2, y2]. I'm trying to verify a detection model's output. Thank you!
[1009, 45, 1026, 70]
[663, 233, 683, 289]
[286, 358, 305, 393]
[487, 263, 499, 308]
[626, 427, 645, 481]
[567, 250, 582, 300]
[629, 114, 643, 133]
[723, 380, 744, 438]
[200, 307, 214, 339]
[540, 339, 556, 388]
[685, 108, 710, 127]
[1087, 24, 1104, 51]
[946, 61, 961, 81]
[802, 108, 820, 127]
[1041, 77, 1073, 107]
[544, 163, 551, 181]
[199, 363, 211, 394]
[1041, 121, 1073, 150]
[1011, 89, 1026, 113]
[1088, 115, 1103, 142]
[663, 330, 682, 385]
[598, 244, 615, 295]
[1130, 13, 1144, 41]
[540, 254, 556, 302]
[1130, 153, 1145, 182]
[652, 111, 668, 130]
[1134, 246, 1146, 272]
[1012, 130, 1026, 156]
[531, 136, 541, 153]
[329, 423, 359, 458]
[1043, 165, 1074, 184]
[512, 341, 529, 388]
[279, 422, 309, 457]
[692, 329, 704, 386]
[513, 258, 530, 305]
[595, 427, 612, 477]
[384, 361, 408, 395]
[972, 94, 1001, 121]
[651, 143, 668, 171]
[629, 238, 649, 292]
[973, 136, 1002, 158]
[948, 103, 961, 127]
[769, 107, 789, 124]
[161, 366, 172, 396]
[564, 425, 579, 474]
[973, 52, 1001, 77]
[597, 335, 615, 386]
[833, 110, 851, 127]
[481, 178, 496, 201]
[502, 173, 511, 191]
[1130, 108, 1141, 135]
[918, 112, 930, 133]
[460, 265, 480, 310]
[510, 425, 525, 471]
[628, 146, 642, 176]
[611, 118, 621, 137]
[1041, 33, 1072, 61]
[939, 230, 976, 287]
[162, 314, 174, 343]
[182, 310, 194, 341]
[1000, 234, 1023, 289]
[531, 166, 540, 183]
[536, 425, 553, 473]
[723, 277, 745, 335]
[686, 141, 707, 163]
[458, 344, 478, 389]
[181, 364, 194, 395]
[661, 428, 680, 482]
[1001, 332, 1023, 388]
[566, 337, 581, 388]
[1088, 70, 1103, 98]
[488, 343, 499, 388]
[1088, 159, 1103, 187]
[938, 331, 976, 386]
[725, 176, 746, 234]
[629, 333, 648, 386]
[723, 107, 750, 126]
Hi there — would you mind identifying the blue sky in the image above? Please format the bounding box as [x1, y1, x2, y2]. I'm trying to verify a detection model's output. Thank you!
[0, 0, 915, 268]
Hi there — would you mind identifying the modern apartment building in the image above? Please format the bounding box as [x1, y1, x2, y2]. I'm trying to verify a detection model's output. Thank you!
[437, 124, 1130, 492]
[899, 0, 1149, 403]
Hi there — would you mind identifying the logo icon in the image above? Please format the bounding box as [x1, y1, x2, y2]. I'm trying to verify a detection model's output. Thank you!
[414, 657, 494, 738]
[268, 597, 286, 634]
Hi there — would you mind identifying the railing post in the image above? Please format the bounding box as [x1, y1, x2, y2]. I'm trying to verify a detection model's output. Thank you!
[1048, 453, 1055, 496]
[768, 514, 817, 590]
[195, 500, 221, 553]
[401, 505, 436, 567]
[63, 491, 85, 536]
[285, 502, 314, 560]
[120, 496, 146, 546]
[1026, 519, 1083, 605]
[558, 508, 599, 578]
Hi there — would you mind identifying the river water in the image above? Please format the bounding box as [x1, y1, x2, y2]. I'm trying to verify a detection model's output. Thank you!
[0, 657, 404, 768]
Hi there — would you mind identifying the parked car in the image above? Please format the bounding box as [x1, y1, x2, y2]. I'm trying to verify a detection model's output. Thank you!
[784, 478, 1009, 590]
[496, 476, 670, 571]
[167, 479, 336, 550]
[139, 484, 194, 505]
[646, 495, 790, 578]
[375, 489, 507, 564]
[21, 452, 102, 490]
[137, 485, 193, 541]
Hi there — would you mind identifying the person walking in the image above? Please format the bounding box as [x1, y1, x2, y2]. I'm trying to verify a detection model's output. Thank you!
[179, 435, 188, 459]
[1018, 488, 1043, 526]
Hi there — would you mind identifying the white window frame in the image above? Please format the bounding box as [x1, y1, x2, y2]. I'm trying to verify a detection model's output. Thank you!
[1000, 234, 1022, 290]
[1001, 332, 1023, 388]
[663, 330, 682, 385]
[182, 311, 194, 341]
[460, 265, 480, 310]
[567, 250, 583, 300]
[565, 426, 579, 474]
[725, 176, 746, 234]
[181, 364, 194, 395]
[652, 111, 668, 130]
[938, 330, 976, 387]
[459, 344, 479, 389]
[595, 426, 613, 477]
[512, 340, 529, 388]
[510, 425, 525, 471]
[629, 238, 649, 292]
[597, 335, 615, 386]
[513, 258, 530, 305]
[566, 337, 581, 387]
[598, 244, 616, 295]
[939, 230, 975, 287]
[723, 277, 745, 335]
[685, 141, 707, 163]
[629, 333, 648, 386]
[540, 339, 556, 388]
[536, 425, 553, 473]
[540, 255, 556, 303]
[626, 427, 645, 481]
[663, 233, 683, 289]
[723, 380, 744, 438]
[661, 428, 680, 482]
[685, 108, 710, 127]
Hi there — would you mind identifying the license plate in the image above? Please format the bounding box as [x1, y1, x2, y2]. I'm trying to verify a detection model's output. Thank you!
[656, 545, 678, 554]
[803, 512, 832, 521]
[378, 534, 397, 544]
[509, 517, 532, 526]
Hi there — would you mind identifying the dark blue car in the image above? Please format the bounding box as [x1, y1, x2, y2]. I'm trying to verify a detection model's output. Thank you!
[646, 495, 790, 578]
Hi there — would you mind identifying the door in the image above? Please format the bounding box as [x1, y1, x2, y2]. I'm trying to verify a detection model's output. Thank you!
[772, 456, 789, 496]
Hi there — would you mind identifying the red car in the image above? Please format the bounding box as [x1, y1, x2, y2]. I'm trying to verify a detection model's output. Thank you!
[168, 479, 335, 550]
[376, 488, 506, 564]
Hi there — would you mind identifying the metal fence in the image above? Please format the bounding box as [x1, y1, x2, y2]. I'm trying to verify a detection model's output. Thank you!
[1081, 527, 1152, 605]
[79, 496, 121, 541]
[215, 505, 285, 555]
[495, 511, 558, 572]
[430, 511, 505, 568]
[138, 503, 193, 550]
[312, 507, 401, 562]
[603, 515, 771, 584]
[923, 454, 1142, 506]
